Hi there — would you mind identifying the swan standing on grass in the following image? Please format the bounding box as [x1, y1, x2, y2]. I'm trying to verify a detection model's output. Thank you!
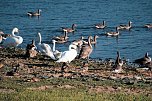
[36, 32, 56, 60]
[56, 44, 78, 63]
[2, 28, 23, 47]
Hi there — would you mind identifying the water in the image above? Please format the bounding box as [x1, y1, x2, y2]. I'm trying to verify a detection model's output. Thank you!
[0, 0, 152, 62]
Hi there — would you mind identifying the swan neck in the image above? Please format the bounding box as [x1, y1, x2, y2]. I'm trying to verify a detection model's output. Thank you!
[53, 41, 56, 51]
[88, 37, 92, 48]
[12, 29, 16, 36]
[38, 33, 42, 44]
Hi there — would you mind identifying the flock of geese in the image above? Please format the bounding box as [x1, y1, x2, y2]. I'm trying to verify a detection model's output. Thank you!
[0, 9, 152, 73]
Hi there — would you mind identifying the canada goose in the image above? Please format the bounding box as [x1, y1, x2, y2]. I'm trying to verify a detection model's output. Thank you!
[95, 21, 106, 29]
[91, 35, 99, 44]
[27, 9, 42, 16]
[78, 36, 93, 60]
[61, 24, 77, 33]
[112, 51, 124, 73]
[56, 44, 78, 63]
[53, 31, 69, 43]
[134, 52, 151, 65]
[71, 36, 83, 46]
[117, 21, 132, 30]
[36, 32, 56, 60]
[144, 24, 152, 28]
[106, 27, 119, 36]
[2, 28, 23, 47]
[26, 40, 37, 58]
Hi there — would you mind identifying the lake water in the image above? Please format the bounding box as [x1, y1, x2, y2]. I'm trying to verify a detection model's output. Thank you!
[0, 0, 152, 62]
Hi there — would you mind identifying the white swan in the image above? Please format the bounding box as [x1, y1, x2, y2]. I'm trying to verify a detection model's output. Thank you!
[2, 28, 23, 47]
[36, 32, 56, 60]
[52, 40, 62, 60]
[56, 44, 78, 63]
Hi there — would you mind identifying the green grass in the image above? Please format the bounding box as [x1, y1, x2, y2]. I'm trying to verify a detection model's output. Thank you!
[0, 77, 151, 101]
[0, 88, 151, 101]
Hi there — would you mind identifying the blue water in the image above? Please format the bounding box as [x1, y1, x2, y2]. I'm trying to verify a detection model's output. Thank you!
[0, 0, 152, 62]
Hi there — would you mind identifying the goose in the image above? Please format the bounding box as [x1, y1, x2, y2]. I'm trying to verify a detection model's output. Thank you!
[27, 9, 42, 16]
[95, 21, 106, 29]
[71, 36, 84, 46]
[56, 44, 78, 63]
[53, 31, 69, 43]
[144, 24, 152, 28]
[134, 52, 151, 65]
[78, 36, 93, 60]
[112, 51, 124, 73]
[52, 40, 62, 59]
[61, 24, 77, 33]
[106, 27, 119, 36]
[2, 28, 23, 47]
[91, 35, 99, 44]
[117, 21, 132, 30]
[36, 32, 56, 60]
[26, 40, 37, 58]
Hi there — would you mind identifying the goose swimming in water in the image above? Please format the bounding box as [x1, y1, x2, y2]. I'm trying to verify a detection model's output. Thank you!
[134, 52, 151, 65]
[117, 21, 132, 30]
[61, 24, 77, 33]
[36, 32, 56, 60]
[144, 24, 152, 28]
[95, 21, 106, 29]
[27, 9, 42, 16]
[106, 27, 119, 36]
[78, 36, 93, 60]
[113, 51, 124, 73]
[91, 35, 99, 44]
[2, 28, 23, 47]
[56, 44, 78, 63]
[53, 31, 69, 43]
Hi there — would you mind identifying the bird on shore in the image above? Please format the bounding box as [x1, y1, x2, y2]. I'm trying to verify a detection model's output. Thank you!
[112, 51, 124, 73]
[36, 32, 56, 60]
[106, 27, 120, 36]
[61, 24, 77, 33]
[144, 24, 152, 28]
[52, 40, 62, 60]
[27, 9, 42, 16]
[95, 21, 106, 29]
[78, 36, 93, 60]
[134, 52, 151, 65]
[26, 40, 37, 58]
[2, 28, 23, 47]
[56, 44, 78, 63]
[117, 21, 132, 30]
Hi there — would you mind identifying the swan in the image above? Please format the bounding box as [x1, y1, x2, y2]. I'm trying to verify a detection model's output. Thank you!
[106, 27, 119, 36]
[52, 40, 62, 59]
[117, 21, 132, 30]
[36, 32, 56, 60]
[78, 36, 93, 60]
[134, 52, 151, 65]
[56, 44, 78, 63]
[0, 35, 2, 43]
[61, 24, 77, 33]
[2, 28, 23, 47]
[27, 9, 42, 16]
[95, 21, 106, 29]
[112, 51, 124, 73]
